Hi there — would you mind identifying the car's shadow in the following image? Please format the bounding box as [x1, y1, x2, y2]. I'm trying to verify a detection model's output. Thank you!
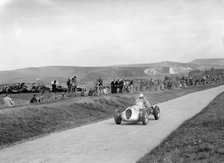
[107, 117, 156, 126]
[122, 118, 156, 125]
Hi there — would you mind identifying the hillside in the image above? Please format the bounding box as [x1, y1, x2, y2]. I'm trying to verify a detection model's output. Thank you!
[111, 61, 199, 68]
[191, 58, 224, 66]
[0, 59, 223, 86]
[0, 66, 148, 86]
[0, 66, 96, 86]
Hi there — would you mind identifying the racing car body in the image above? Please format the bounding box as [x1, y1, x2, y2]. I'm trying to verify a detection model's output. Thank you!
[114, 102, 160, 125]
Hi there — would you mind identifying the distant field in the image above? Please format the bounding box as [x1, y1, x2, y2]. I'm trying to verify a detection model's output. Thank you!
[0, 84, 223, 148]
[138, 90, 224, 163]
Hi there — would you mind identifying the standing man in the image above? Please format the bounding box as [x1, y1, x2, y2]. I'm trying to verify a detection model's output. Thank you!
[130, 80, 134, 93]
[52, 80, 57, 93]
[72, 76, 77, 95]
[98, 77, 103, 95]
[95, 79, 100, 96]
[119, 79, 124, 93]
[115, 79, 119, 94]
[111, 79, 115, 94]
[67, 77, 72, 93]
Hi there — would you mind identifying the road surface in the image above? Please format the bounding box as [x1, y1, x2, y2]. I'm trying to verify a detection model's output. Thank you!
[0, 85, 224, 163]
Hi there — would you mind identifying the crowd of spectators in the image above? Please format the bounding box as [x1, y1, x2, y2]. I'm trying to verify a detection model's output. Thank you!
[109, 73, 224, 94]
[2, 69, 224, 107]
[65, 73, 224, 96]
[111, 79, 124, 93]
[88, 77, 105, 96]
[66, 76, 77, 94]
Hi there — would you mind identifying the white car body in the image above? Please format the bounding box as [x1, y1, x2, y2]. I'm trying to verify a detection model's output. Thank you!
[121, 102, 144, 122]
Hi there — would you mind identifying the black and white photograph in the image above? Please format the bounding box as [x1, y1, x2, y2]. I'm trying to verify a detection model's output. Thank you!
[0, 0, 224, 162]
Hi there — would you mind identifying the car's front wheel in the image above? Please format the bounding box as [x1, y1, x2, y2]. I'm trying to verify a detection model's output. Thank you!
[142, 110, 149, 125]
[114, 109, 122, 125]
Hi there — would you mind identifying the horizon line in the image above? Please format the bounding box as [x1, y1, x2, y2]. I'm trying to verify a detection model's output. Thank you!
[0, 57, 223, 71]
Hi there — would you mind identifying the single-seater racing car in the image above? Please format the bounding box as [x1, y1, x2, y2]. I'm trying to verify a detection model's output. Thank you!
[114, 102, 160, 125]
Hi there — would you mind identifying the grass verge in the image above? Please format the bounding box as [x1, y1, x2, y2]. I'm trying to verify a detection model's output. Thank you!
[0, 84, 223, 149]
[0, 95, 134, 148]
[137, 91, 224, 163]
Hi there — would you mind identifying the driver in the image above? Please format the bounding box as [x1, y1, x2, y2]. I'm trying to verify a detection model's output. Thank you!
[136, 93, 152, 112]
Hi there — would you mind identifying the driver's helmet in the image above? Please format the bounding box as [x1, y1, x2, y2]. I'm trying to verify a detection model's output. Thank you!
[139, 93, 144, 98]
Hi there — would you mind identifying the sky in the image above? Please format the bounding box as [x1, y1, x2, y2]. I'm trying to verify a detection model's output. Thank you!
[0, 0, 224, 70]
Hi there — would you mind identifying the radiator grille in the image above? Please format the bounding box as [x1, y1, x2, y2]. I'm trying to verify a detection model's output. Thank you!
[126, 109, 132, 119]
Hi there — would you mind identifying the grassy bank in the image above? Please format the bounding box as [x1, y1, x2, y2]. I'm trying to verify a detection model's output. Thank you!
[0, 95, 134, 148]
[138, 91, 224, 163]
[0, 84, 223, 148]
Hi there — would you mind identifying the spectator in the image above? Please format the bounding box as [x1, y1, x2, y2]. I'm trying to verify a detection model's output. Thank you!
[3, 94, 14, 107]
[103, 87, 109, 95]
[111, 79, 116, 94]
[30, 94, 38, 103]
[95, 79, 100, 96]
[118, 79, 124, 93]
[61, 93, 66, 99]
[123, 80, 129, 93]
[38, 92, 44, 102]
[81, 87, 87, 96]
[67, 77, 72, 93]
[88, 88, 97, 96]
[129, 80, 134, 93]
[52, 80, 57, 93]
[72, 76, 77, 95]
[98, 77, 103, 94]
[115, 79, 119, 94]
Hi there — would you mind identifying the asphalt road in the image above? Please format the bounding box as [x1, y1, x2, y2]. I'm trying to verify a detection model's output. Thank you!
[0, 85, 224, 163]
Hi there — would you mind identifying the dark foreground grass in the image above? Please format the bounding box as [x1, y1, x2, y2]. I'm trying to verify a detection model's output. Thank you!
[138, 92, 224, 163]
[0, 84, 223, 149]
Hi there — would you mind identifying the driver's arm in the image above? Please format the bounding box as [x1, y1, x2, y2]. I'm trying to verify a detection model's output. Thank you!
[143, 97, 151, 108]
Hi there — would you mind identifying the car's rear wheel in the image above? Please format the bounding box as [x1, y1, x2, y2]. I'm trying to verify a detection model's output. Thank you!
[114, 109, 122, 125]
[153, 105, 160, 120]
[142, 110, 149, 125]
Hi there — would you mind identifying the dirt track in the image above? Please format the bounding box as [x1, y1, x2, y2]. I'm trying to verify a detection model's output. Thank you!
[0, 85, 224, 163]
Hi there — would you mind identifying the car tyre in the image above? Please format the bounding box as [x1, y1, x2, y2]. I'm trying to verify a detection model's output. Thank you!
[153, 105, 160, 120]
[114, 109, 122, 125]
[142, 109, 149, 125]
